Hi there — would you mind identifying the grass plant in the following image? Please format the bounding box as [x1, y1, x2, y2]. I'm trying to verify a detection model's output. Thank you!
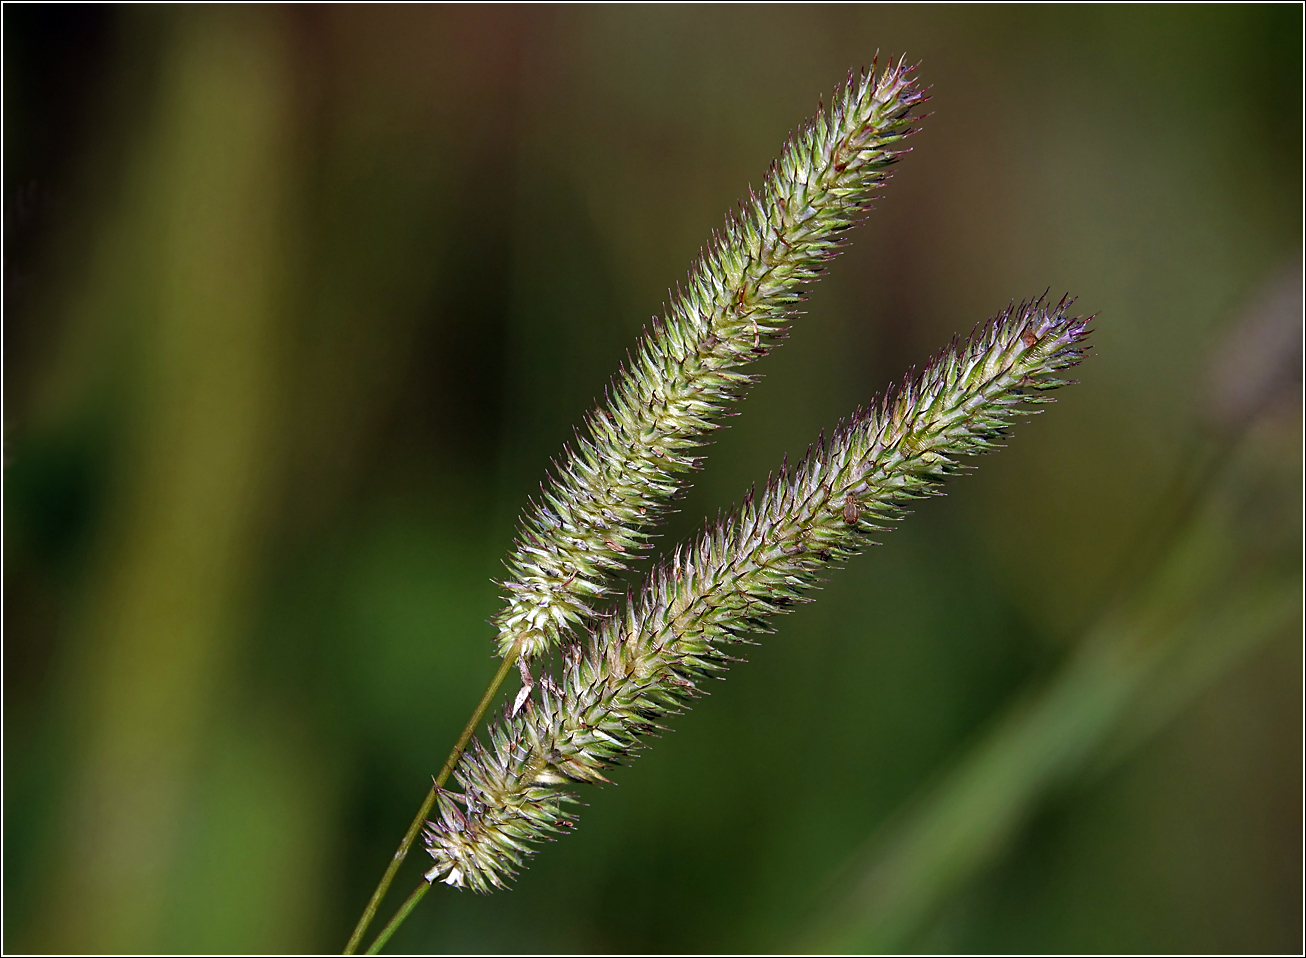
[345, 58, 1093, 954]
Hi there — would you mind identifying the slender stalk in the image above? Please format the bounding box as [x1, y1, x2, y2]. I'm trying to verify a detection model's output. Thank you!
[364, 882, 431, 956]
[343, 651, 520, 954]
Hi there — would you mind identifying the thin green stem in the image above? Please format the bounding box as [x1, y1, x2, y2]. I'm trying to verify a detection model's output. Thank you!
[364, 882, 431, 956]
[343, 649, 520, 954]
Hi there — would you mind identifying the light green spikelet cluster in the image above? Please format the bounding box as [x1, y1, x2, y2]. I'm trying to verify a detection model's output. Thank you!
[494, 60, 927, 660]
[425, 299, 1092, 891]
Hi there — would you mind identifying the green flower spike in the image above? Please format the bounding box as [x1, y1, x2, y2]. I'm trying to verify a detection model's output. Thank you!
[493, 59, 927, 661]
[426, 298, 1092, 892]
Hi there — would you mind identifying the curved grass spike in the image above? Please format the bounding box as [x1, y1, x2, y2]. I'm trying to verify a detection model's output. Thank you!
[425, 298, 1092, 892]
[494, 59, 927, 661]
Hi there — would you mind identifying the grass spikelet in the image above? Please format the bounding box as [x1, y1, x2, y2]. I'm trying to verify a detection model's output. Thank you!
[425, 298, 1092, 891]
[494, 60, 928, 660]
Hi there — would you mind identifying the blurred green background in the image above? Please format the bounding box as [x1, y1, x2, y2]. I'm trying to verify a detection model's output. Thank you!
[4, 5, 1301, 954]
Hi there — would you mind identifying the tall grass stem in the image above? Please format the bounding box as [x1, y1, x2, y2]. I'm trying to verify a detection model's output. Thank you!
[364, 883, 431, 956]
[343, 651, 520, 954]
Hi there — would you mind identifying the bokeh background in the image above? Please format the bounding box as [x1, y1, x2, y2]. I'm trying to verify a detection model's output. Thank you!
[4, 5, 1301, 954]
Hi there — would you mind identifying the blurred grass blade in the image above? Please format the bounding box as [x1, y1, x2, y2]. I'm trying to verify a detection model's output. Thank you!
[24, 9, 295, 952]
[798, 421, 1301, 953]
[802, 579, 1298, 953]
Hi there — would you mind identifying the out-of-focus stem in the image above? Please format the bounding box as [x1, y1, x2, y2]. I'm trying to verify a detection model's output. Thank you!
[799, 415, 1301, 952]
[30, 9, 292, 951]
[806, 581, 1297, 953]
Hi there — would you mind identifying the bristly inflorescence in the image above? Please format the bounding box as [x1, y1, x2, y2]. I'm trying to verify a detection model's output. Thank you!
[425, 298, 1092, 892]
[493, 59, 927, 661]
